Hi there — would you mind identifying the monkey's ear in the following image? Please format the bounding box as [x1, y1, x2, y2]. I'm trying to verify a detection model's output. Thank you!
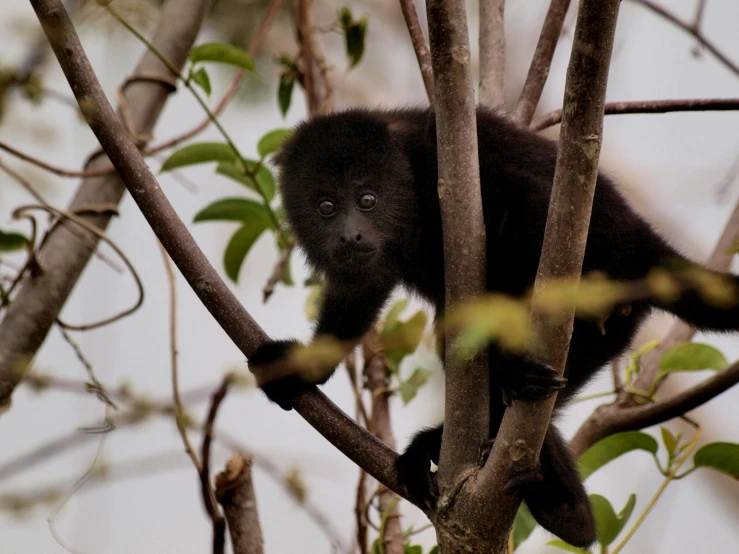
[386, 119, 416, 137]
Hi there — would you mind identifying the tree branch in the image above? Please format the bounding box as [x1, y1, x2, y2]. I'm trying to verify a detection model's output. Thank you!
[478, 0, 506, 108]
[627, 0, 739, 79]
[27, 0, 405, 503]
[398, 0, 435, 104]
[532, 97, 739, 132]
[294, 0, 333, 115]
[476, 0, 621, 544]
[513, 0, 572, 125]
[215, 455, 265, 554]
[0, 0, 211, 411]
[426, 0, 488, 497]
[571, 359, 739, 457]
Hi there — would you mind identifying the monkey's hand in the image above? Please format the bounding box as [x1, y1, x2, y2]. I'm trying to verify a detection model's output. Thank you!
[249, 339, 306, 411]
[499, 355, 567, 402]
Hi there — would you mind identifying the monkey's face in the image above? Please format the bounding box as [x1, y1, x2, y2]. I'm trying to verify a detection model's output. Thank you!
[277, 111, 418, 283]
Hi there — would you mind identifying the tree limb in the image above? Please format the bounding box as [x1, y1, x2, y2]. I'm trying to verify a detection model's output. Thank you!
[532, 97, 739, 132]
[513, 0, 572, 125]
[426, 0, 488, 499]
[571, 359, 739, 457]
[476, 0, 622, 546]
[27, 0, 406, 504]
[478, 0, 506, 108]
[0, 0, 211, 411]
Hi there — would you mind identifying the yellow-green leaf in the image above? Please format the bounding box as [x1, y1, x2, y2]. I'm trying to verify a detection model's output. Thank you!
[694, 442, 739, 478]
[660, 427, 677, 457]
[579, 431, 658, 480]
[189, 42, 255, 72]
[224, 220, 269, 282]
[591, 493, 636, 546]
[191, 67, 211, 96]
[161, 142, 237, 172]
[257, 128, 293, 158]
[383, 299, 409, 331]
[399, 367, 433, 405]
[512, 503, 537, 549]
[216, 161, 276, 202]
[278, 74, 295, 117]
[193, 198, 272, 227]
[0, 230, 27, 252]
[658, 342, 728, 375]
[546, 539, 590, 553]
[381, 310, 428, 364]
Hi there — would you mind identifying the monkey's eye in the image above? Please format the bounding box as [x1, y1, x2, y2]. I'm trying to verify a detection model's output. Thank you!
[318, 200, 336, 217]
[357, 193, 377, 212]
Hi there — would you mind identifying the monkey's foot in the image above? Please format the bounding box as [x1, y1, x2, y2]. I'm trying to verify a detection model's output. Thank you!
[503, 466, 544, 495]
[250, 339, 304, 411]
[396, 452, 439, 512]
[502, 361, 567, 401]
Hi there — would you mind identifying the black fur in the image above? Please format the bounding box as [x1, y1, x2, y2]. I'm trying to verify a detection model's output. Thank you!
[250, 107, 739, 547]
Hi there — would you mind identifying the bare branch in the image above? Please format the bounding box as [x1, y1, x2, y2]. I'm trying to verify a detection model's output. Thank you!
[215, 455, 264, 554]
[28, 0, 405, 501]
[398, 0, 435, 104]
[532, 97, 739, 132]
[513, 0, 572, 125]
[571, 359, 739, 457]
[426, 0, 488, 496]
[478, 0, 506, 108]
[477, 0, 621, 544]
[628, 0, 739, 78]
[0, 0, 211, 411]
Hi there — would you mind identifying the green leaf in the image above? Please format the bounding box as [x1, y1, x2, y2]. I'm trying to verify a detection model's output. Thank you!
[304, 284, 324, 322]
[0, 230, 27, 252]
[216, 161, 276, 201]
[658, 342, 728, 375]
[191, 67, 211, 96]
[546, 539, 590, 553]
[404, 546, 422, 554]
[257, 128, 293, 158]
[381, 310, 428, 364]
[278, 74, 295, 117]
[224, 220, 269, 282]
[189, 42, 255, 72]
[344, 19, 367, 68]
[428, 547, 439, 554]
[160, 142, 237, 172]
[399, 367, 433, 405]
[660, 427, 677, 458]
[193, 198, 273, 227]
[512, 502, 537, 549]
[591, 493, 636, 546]
[383, 299, 409, 331]
[578, 431, 658, 480]
[694, 442, 739, 479]
[339, 6, 353, 27]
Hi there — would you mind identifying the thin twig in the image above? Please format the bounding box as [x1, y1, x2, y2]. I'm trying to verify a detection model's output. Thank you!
[294, 0, 333, 115]
[532, 97, 739, 131]
[627, 0, 739, 78]
[201, 376, 232, 554]
[262, 240, 294, 302]
[398, 0, 435, 104]
[513, 0, 572, 125]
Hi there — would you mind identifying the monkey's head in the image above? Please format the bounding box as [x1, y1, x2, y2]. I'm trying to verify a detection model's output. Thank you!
[276, 110, 418, 283]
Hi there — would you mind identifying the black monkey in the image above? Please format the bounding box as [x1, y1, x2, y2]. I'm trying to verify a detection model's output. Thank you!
[249, 107, 739, 547]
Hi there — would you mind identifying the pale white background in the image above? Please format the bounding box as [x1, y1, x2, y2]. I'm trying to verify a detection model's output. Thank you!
[1, 0, 738, 552]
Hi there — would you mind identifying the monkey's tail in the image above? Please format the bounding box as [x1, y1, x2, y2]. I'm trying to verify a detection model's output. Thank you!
[649, 259, 739, 333]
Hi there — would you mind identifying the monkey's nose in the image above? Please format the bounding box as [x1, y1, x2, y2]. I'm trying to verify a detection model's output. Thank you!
[340, 231, 363, 244]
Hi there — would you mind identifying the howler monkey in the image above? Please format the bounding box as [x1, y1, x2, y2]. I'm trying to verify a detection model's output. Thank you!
[249, 107, 739, 547]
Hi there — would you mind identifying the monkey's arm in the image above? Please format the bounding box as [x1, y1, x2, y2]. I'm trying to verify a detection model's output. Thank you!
[250, 282, 391, 410]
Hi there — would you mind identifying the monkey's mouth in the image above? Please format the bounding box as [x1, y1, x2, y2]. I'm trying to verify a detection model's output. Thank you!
[336, 247, 377, 268]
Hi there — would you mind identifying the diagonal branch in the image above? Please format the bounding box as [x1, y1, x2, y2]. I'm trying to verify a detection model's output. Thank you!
[0, 0, 211, 411]
[398, 0, 435, 104]
[627, 0, 739, 79]
[513, 0, 572, 125]
[27, 0, 405, 502]
[532, 97, 739, 132]
[571, 359, 739, 457]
